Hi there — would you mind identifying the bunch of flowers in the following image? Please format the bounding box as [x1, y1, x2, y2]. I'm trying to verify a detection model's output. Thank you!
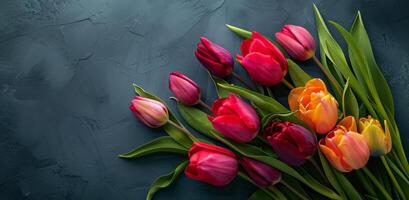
[120, 5, 408, 200]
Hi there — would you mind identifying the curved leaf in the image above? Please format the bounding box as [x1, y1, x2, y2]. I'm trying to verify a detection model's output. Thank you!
[119, 136, 187, 158]
[146, 160, 188, 200]
[287, 59, 312, 87]
[133, 84, 193, 148]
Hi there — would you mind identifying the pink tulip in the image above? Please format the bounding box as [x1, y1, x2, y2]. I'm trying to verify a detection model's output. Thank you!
[275, 25, 316, 61]
[195, 37, 234, 78]
[208, 94, 260, 143]
[129, 96, 168, 128]
[169, 71, 201, 106]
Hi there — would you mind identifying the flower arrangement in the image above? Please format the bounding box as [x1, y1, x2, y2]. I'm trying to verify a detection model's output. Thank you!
[120, 5, 409, 200]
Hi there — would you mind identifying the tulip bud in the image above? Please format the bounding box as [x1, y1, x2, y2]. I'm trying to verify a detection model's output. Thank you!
[169, 71, 201, 106]
[195, 37, 234, 78]
[359, 116, 392, 156]
[208, 94, 260, 143]
[236, 32, 288, 86]
[240, 157, 281, 187]
[264, 121, 317, 166]
[129, 96, 169, 128]
[275, 25, 316, 61]
[288, 78, 338, 134]
[319, 126, 369, 172]
[185, 142, 238, 186]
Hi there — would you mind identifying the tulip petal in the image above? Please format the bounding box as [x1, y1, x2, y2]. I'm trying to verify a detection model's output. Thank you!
[288, 87, 304, 111]
[285, 25, 316, 53]
[252, 32, 287, 71]
[287, 125, 317, 156]
[211, 115, 257, 143]
[225, 94, 260, 131]
[240, 38, 253, 57]
[319, 143, 351, 172]
[276, 32, 309, 61]
[269, 136, 308, 166]
[309, 95, 338, 134]
[384, 120, 392, 154]
[338, 116, 357, 132]
[361, 123, 388, 156]
[338, 132, 369, 169]
[241, 52, 284, 86]
[248, 39, 270, 56]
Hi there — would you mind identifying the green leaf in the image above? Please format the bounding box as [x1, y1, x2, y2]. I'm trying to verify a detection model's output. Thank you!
[226, 24, 252, 38]
[119, 136, 187, 158]
[209, 131, 341, 200]
[350, 12, 394, 116]
[146, 160, 188, 200]
[341, 78, 359, 119]
[209, 74, 230, 98]
[333, 168, 363, 200]
[133, 84, 193, 149]
[287, 59, 312, 87]
[318, 151, 347, 199]
[248, 189, 274, 200]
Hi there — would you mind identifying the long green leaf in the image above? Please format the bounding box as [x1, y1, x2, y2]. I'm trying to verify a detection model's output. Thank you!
[119, 136, 187, 158]
[146, 160, 188, 200]
[318, 151, 347, 199]
[209, 74, 230, 98]
[350, 12, 394, 116]
[341, 78, 359, 119]
[133, 84, 193, 148]
[287, 59, 312, 87]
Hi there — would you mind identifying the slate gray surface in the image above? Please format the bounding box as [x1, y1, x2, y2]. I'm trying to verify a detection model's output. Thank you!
[1, 0, 409, 199]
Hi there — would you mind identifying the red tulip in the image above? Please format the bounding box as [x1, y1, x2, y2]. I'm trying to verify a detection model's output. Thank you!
[236, 32, 288, 86]
[208, 94, 260, 143]
[240, 157, 281, 187]
[129, 96, 169, 128]
[185, 142, 238, 186]
[169, 71, 201, 106]
[264, 121, 317, 166]
[195, 37, 234, 78]
[275, 25, 316, 61]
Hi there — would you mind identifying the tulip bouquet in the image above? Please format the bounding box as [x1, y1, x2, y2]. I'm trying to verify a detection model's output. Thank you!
[120, 5, 409, 200]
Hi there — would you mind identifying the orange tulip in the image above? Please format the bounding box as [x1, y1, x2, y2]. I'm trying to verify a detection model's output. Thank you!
[288, 78, 338, 134]
[319, 126, 369, 172]
[338, 116, 357, 132]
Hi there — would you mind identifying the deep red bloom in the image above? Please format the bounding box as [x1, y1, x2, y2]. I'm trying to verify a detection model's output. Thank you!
[185, 142, 238, 186]
[195, 37, 234, 78]
[169, 71, 201, 106]
[208, 94, 260, 143]
[236, 32, 288, 86]
[240, 157, 281, 187]
[275, 25, 316, 61]
[264, 121, 317, 166]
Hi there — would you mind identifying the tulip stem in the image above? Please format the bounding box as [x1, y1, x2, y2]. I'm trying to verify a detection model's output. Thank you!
[232, 72, 253, 89]
[281, 79, 295, 89]
[312, 56, 343, 95]
[198, 100, 212, 112]
[167, 120, 199, 142]
[362, 167, 393, 200]
[281, 180, 309, 200]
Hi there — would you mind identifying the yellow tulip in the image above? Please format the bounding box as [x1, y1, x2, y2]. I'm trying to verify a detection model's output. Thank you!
[289, 78, 338, 134]
[359, 116, 392, 156]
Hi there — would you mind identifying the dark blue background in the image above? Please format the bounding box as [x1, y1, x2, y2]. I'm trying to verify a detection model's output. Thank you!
[1, 0, 409, 199]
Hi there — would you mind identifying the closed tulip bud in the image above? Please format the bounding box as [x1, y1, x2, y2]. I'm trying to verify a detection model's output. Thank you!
[264, 121, 317, 166]
[240, 157, 281, 187]
[129, 96, 169, 128]
[169, 71, 201, 106]
[288, 78, 338, 134]
[338, 116, 357, 132]
[185, 142, 238, 186]
[359, 116, 392, 156]
[208, 94, 260, 143]
[236, 32, 288, 86]
[195, 37, 234, 78]
[275, 25, 316, 61]
[319, 126, 369, 172]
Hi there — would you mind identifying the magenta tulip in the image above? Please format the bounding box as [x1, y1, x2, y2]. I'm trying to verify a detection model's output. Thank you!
[169, 71, 201, 106]
[240, 157, 281, 187]
[236, 32, 288, 86]
[275, 25, 316, 61]
[129, 96, 169, 128]
[185, 142, 238, 186]
[195, 37, 234, 78]
[208, 94, 260, 143]
[264, 121, 317, 166]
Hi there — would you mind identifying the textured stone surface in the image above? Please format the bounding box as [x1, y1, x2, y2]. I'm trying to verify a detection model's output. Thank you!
[1, 0, 409, 199]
